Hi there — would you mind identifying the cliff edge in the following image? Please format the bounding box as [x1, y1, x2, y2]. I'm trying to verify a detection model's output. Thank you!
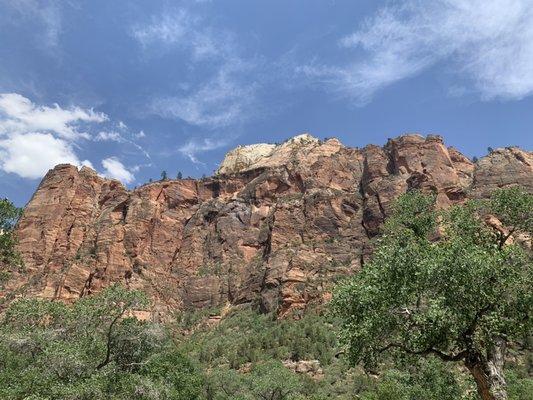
[4, 134, 532, 318]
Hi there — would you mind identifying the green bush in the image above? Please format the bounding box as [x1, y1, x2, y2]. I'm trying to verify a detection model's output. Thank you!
[0, 285, 203, 399]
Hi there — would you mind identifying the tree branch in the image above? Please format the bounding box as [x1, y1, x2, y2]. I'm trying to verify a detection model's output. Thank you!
[378, 343, 467, 362]
[96, 307, 126, 370]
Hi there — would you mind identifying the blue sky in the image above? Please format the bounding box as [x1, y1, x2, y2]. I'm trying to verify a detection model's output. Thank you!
[1, 0, 532, 206]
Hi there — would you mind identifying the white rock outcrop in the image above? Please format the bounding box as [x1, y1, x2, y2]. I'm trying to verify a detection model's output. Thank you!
[217, 133, 321, 175]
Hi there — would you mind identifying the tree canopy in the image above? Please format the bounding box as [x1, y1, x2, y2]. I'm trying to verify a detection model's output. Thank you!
[0, 285, 203, 399]
[332, 187, 532, 400]
[0, 198, 22, 265]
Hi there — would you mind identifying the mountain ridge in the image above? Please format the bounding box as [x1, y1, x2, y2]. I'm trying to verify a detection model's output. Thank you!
[4, 133, 532, 318]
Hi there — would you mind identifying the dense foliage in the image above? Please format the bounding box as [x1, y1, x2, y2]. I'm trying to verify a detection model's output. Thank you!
[332, 187, 532, 400]
[176, 307, 483, 399]
[176, 308, 337, 368]
[0, 189, 531, 399]
[0, 286, 203, 399]
[0, 199, 23, 286]
[1, 289, 531, 399]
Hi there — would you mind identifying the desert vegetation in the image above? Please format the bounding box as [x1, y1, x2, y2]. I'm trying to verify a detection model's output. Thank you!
[0, 188, 531, 399]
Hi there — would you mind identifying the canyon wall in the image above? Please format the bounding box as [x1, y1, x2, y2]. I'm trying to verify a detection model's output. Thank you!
[4, 134, 532, 318]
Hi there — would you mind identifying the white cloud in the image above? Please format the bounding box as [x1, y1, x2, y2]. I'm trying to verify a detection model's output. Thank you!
[0, 93, 146, 182]
[101, 157, 135, 184]
[0, 132, 88, 179]
[300, 0, 533, 104]
[0, 93, 107, 140]
[178, 137, 227, 164]
[0, 93, 109, 179]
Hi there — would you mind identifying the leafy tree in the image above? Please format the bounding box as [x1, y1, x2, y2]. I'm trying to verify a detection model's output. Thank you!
[246, 360, 305, 400]
[0, 198, 22, 262]
[0, 199, 23, 285]
[333, 188, 532, 400]
[177, 171, 183, 179]
[359, 357, 470, 400]
[0, 285, 203, 399]
[161, 170, 168, 181]
[206, 361, 305, 400]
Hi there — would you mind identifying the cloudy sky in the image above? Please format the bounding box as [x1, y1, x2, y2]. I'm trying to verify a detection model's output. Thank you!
[1, 0, 532, 205]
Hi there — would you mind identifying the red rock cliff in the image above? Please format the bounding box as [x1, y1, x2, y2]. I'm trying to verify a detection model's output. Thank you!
[5, 134, 532, 317]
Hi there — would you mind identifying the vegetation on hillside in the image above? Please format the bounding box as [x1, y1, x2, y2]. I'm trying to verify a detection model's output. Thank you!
[0, 188, 531, 399]
[0, 286, 203, 399]
[333, 187, 532, 400]
[0, 198, 23, 288]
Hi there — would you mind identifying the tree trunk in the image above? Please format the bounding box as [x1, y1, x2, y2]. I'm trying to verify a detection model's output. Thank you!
[465, 338, 508, 400]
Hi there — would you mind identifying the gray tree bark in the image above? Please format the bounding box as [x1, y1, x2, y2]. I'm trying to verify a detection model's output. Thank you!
[465, 338, 508, 400]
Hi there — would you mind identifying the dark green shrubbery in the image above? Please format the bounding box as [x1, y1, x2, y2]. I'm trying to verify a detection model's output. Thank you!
[1, 188, 531, 399]
[0, 199, 23, 287]
[177, 308, 337, 369]
[0, 285, 203, 400]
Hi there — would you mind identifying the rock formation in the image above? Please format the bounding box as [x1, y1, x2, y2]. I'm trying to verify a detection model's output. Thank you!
[4, 134, 532, 318]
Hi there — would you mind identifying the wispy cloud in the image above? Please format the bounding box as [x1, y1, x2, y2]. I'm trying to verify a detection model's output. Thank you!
[95, 129, 151, 160]
[150, 61, 257, 129]
[131, 9, 229, 61]
[178, 137, 228, 164]
[1, 0, 62, 49]
[300, 0, 533, 104]
[132, 8, 260, 131]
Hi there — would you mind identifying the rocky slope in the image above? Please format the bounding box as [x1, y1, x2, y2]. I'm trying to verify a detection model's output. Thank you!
[4, 134, 532, 318]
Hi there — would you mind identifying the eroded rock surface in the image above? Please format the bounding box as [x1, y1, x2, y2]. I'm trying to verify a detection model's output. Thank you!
[5, 134, 532, 317]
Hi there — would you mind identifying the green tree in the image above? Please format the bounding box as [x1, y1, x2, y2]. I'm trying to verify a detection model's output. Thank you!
[177, 171, 183, 179]
[247, 360, 305, 400]
[161, 170, 168, 181]
[0, 285, 203, 399]
[206, 361, 304, 400]
[333, 188, 532, 400]
[0, 199, 23, 286]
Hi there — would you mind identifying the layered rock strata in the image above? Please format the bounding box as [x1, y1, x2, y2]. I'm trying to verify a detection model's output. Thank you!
[5, 134, 532, 318]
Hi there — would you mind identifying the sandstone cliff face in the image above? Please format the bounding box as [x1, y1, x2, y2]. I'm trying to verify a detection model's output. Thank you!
[5, 134, 532, 318]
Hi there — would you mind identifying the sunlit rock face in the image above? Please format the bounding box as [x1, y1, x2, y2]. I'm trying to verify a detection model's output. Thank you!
[6, 134, 532, 318]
